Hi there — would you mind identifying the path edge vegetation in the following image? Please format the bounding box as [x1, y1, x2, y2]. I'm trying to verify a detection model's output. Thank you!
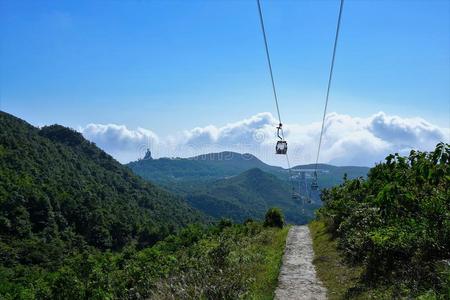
[310, 143, 450, 299]
[309, 220, 364, 300]
[0, 210, 290, 299]
[250, 223, 290, 299]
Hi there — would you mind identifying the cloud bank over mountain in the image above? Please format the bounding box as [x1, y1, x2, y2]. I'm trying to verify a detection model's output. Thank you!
[81, 123, 159, 163]
[80, 112, 449, 167]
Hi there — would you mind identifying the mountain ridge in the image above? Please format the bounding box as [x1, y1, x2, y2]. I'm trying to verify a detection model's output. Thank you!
[127, 151, 370, 195]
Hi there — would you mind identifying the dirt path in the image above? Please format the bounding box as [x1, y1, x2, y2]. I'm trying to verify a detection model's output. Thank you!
[274, 225, 327, 300]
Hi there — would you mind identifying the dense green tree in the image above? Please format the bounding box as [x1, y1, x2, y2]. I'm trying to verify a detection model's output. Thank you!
[317, 143, 450, 296]
[263, 207, 284, 228]
[0, 111, 205, 289]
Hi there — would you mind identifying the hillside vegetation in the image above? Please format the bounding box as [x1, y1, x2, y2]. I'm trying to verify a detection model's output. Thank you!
[312, 143, 450, 298]
[127, 151, 283, 184]
[187, 168, 320, 224]
[0, 111, 291, 299]
[128, 152, 369, 224]
[1, 218, 288, 299]
[127, 152, 369, 195]
[0, 111, 206, 296]
[0, 111, 203, 250]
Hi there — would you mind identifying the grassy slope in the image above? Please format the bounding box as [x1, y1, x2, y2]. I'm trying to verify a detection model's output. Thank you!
[249, 225, 290, 299]
[309, 221, 363, 299]
[309, 221, 445, 300]
[150, 223, 290, 299]
[1, 221, 290, 299]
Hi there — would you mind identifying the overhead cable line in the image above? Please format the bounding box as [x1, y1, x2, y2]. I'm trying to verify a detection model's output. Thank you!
[314, 0, 345, 178]
[257, 0, 282, 127]
[256, 0, 295, 192]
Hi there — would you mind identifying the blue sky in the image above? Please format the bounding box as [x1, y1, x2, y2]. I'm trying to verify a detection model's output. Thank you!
[1, 0, 449, 165]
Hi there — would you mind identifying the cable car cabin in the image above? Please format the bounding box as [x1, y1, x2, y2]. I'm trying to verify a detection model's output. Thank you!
[311, 181, 319, 191]
[276, 141, 287, 154]
[292, 192, 300, 200]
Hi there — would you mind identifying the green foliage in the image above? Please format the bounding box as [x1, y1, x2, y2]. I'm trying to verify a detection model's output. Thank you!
[0, 111, 291, 299]
[0, 111, 203, 251]
[0, 111, 205, 295]
[0, 221, 288, 299]
[309, 220, 364, 300]
[150, 222, 289, 299]
[316, 143, 450, 297]
[264, 208, 284, 228]
[218, 218, 233, 230]
[188, 168, 320, 224]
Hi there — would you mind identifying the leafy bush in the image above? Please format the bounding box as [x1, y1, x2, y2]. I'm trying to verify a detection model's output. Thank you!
[218, 218, 233, 230]
[264, 208, 284, 228]
[0, 221, 288, 299]
[317, 143, 450, 296]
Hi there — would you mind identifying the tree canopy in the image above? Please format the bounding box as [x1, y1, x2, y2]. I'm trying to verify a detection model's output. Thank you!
[0, 111, 204, 262]
[317, 143, 450, 297]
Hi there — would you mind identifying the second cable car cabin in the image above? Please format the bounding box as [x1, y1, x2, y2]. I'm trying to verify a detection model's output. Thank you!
[311, 171, 319, 191]
[275, 123, 287, 155]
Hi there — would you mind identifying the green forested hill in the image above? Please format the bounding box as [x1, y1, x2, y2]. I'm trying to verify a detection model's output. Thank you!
[126, 151, 284, 193]
[0, 111, 291, 299]
[127, 152, 369, 195]
[127, 151, 369, 224]
[0, 111, 203, 260]
[186, 168, 320, 224]
[127, 152, 370, 187]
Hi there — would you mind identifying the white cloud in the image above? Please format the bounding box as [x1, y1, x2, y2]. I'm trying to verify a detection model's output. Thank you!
[79, 112, 449, 167]
[368, 112, 444, 147]
[80, 123, 159, 163]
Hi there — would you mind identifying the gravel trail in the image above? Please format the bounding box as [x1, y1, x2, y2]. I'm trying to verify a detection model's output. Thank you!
[274, 225, 327, 300]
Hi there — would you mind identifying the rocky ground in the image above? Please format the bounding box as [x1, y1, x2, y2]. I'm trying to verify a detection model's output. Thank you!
[275, 226, 327, 300]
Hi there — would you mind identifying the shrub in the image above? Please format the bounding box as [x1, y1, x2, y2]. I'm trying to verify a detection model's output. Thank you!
[264, 208, 284, 228]
[218, 218, 233, 231]
[243, 218, 254, 225]
[317, 143, 450, 296]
